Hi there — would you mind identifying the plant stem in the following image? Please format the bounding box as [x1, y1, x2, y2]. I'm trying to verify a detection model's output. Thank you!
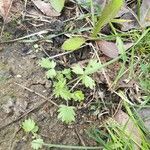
[41, 142, 102, 149]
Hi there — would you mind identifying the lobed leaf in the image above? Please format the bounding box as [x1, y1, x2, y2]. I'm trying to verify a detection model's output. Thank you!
[82, 75, 95, 89]
[46, 69, 57, 79]
[31, 138, 44, 150]
[39, 58, 56, 69]
[72, 90, 84, 102]
[22, 118, 36, 133]
[72, 65, 84, 75]
[57, 105, 76, 124]
[85, 59, 101, 75]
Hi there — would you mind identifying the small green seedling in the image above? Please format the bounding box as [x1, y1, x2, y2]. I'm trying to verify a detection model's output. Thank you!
[31, 138, 44, 150]
[22, 118, 38, 133]
[72, 59, 101, 89]
[39, 58, 102, 124]
[72, 90, 85, 102]
[57, 105, 76, 124]
[39, 58, 56, 79]
[22, 119, 44, 150]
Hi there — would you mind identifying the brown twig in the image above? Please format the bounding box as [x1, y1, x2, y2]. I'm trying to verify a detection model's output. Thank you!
[0, 99, 47, 131]
[9, 127, 21, 150]
[0, 82, 58, 131]
[14, 82, 58, 107]
[0, 30, 50, 43]
[75, 128, 86, 147]
[89, 42, 112, 90]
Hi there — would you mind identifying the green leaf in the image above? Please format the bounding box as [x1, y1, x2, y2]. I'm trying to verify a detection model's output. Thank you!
[92, 0, 124, 37]
[32, 126, 39, 133]
[62, 68, 72, 79]
[62, 37, 86, 51]
[82, 75, 95, 89]
[72, 90, 84, 102]
[50, 0, 65, 13]
[22, 118, 37, 133]
[39, 58, 56, 69]
[46, 69, 57, 79]
[31, 138, 44, 150]
[53, 78, 72, 100]
[85, 59, 101, 75]
[72, 64, 84, 75]
[57, 105, 76, 124]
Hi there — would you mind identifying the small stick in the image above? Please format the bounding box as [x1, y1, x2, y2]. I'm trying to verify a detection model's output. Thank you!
[89, 43, 112, 90]
[40, 46, 72, 59]
[0, 30, 50, 43]
[75, 128, 86, 147]
[9, 127, 21, 150]
[0, 99, 47, 131]
[0, 83, 58, 131]
[14, 82, 58, 107]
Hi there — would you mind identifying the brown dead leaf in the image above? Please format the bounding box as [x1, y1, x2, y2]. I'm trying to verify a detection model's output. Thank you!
[97, 40, 133, 58]
[0, 0, 12, 22]
[140, 0, 150, 28]
[120, 10, 139, 31]
[138, 108, 150, 131]
[114, 110, 141, 150]
[97, 40, 119, 58]
[94, 0, 106, 10]
[31, 0, 60, 17]
[0, 0, 23, 23]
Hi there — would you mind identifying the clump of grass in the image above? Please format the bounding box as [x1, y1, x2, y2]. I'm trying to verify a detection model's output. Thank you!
[87, 101, 150, 150]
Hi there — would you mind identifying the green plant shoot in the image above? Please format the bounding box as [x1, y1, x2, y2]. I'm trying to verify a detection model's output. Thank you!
[92, 0, 124, 37]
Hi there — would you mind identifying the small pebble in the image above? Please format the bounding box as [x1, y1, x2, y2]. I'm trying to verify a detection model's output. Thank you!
[16, 74, 22, 78]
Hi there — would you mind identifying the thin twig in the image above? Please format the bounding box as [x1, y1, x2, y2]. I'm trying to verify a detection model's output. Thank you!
[0, 30, 50, 43]
[75, 128, 86, 147]
[9, 127, 21, 150]
[40, 46, 72, 59]
[0, 82, 58, 131]
[0, 100, 47, 131]
[89, 43, 112, 90]
[14, 82, 58, 107]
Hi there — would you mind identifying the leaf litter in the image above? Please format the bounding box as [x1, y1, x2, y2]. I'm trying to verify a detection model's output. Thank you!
[31, 0, 60, 16]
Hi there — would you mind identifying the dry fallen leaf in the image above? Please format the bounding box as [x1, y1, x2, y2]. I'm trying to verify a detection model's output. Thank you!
[120, 10, 139, 31]
[114, 110, 141, 150]
[97, 40, 133, 58]
[138, 108, 150, 131]
[117, 2, 139, 31]
[31, 0, 60, 17]
[94, 0, 106, 10]
[140, 0, 150, 28]
[0, 0, 23, 23]
[97, 40, 119, 58]
[0, 0, 12, 22]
